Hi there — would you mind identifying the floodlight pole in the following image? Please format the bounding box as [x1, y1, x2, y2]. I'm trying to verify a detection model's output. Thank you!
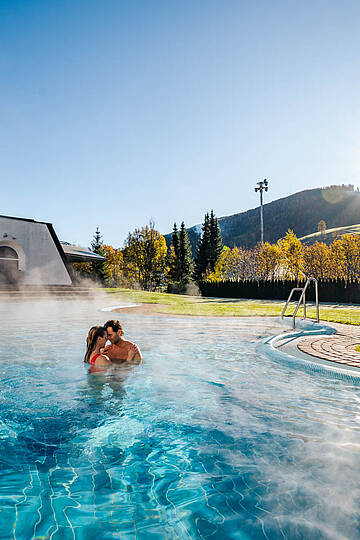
[254, 179, 269, 244]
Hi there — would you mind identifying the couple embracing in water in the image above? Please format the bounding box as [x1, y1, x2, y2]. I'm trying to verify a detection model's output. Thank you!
[84, 319, 142, 370]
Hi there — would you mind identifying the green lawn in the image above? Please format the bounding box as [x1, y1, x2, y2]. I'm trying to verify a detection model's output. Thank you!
[103, 288, 360, 325]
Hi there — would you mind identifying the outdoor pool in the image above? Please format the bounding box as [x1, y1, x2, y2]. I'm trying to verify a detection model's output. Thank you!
[1, 298, 360, 539]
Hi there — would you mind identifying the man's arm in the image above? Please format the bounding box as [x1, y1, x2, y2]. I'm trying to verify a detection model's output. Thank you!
[101, 344, 120, 360]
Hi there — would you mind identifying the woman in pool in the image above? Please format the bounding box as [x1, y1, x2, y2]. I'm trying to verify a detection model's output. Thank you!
[84, 326, 112, 369]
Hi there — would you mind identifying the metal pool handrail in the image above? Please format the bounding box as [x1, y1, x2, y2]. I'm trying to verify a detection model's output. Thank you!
[281, 277, 319, 329]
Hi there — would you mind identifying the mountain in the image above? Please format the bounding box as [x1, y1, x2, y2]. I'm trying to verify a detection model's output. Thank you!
[165, 185, 360, 251]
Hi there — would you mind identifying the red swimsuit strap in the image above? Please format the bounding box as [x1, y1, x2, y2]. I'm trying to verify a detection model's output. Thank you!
[90, 353, 101, 365]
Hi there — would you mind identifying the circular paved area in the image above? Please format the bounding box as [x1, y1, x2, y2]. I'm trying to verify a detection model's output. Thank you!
[298, 322, 360, 368]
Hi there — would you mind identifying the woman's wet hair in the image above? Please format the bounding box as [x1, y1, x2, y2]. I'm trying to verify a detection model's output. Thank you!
[104, 320, 123, 333]
[84, 326, 106, 363]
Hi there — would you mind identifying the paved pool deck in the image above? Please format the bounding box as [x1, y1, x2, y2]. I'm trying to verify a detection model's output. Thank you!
[297, 322, 360, 368]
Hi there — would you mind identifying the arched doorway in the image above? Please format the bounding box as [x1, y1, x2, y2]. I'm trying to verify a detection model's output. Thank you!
[0, 246, 21, 285]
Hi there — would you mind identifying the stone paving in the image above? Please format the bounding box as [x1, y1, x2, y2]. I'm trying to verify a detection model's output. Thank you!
[297, 322, 360, 368]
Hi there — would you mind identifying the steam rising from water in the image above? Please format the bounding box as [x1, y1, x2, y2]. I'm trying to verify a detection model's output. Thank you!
[1, 297, 360, 538]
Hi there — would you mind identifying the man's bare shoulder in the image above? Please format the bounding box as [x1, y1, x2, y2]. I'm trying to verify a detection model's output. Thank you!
[128, 341, 143, 361]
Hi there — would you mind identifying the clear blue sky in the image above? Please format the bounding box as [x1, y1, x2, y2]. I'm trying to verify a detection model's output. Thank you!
[1, 0, 360, 247]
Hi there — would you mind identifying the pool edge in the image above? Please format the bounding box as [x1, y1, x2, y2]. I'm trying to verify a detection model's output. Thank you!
[260, 319, 360, 380]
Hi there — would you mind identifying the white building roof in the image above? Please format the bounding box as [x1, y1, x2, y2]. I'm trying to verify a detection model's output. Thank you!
[60, 242, 105, 263]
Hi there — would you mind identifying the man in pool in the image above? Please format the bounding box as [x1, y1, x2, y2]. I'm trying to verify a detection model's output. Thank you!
[102, 320, 143, 364]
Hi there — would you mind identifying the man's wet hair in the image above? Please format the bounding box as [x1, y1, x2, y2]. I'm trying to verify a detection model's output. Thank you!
[104, 320, 123, 333]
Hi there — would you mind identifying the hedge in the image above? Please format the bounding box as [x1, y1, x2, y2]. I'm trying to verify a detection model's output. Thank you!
[198, 279, 360, 304]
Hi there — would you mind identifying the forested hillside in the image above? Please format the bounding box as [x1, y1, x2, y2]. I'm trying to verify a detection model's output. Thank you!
[165, 185, 360, 250]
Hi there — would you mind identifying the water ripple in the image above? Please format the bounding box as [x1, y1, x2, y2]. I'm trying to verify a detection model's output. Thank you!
[0, 300, 360, 538]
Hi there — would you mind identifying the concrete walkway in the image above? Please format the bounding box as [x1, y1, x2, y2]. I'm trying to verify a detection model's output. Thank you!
[297, 322, 360, 368]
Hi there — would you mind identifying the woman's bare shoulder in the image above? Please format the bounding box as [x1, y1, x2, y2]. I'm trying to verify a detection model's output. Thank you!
[95, 354, 111, 366]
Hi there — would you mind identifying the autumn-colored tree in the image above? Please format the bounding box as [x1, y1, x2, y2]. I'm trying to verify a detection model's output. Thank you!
[257, 242, 280, 280]
[123, 228, 144, 285]
[318, 220, 326, 233]
[330, 234, 360, 283]
[317, 219, 327, 242]
[142, 225, 168, 290]
[206, 246, 231, 282]
[226, 247, 250, 280]
[123, 221, 168, 290]
[167, 245, 178, 282]
[318, 221, 326, 233]
[102, 244, 124, 286]
[72, 261, 93, 281]
[303, 242, 331, 280]
[195, 229, 360, 285]
[239, 248, 260, 279]
[206, 246, 259, 281]
[277, 230, 304, 281]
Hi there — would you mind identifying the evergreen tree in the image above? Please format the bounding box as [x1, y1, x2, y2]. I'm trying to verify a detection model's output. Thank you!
[194, 213, 211, 281]
[91, 227, 103, 254]
[172, 223, 180, 259]
[179, 221, 194, 283]
[90, 227, 106, 283]
[168, 223, 181, 281]
[209, 210, 223, 270]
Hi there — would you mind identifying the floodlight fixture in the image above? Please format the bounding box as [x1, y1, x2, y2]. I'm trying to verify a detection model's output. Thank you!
[254, 179, 269, 243]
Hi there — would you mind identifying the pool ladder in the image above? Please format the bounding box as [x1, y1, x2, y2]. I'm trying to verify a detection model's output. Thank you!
[281, 277, 319, 329]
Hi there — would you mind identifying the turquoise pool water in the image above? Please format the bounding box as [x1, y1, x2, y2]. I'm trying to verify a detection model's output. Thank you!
[1, 299, 360, 539]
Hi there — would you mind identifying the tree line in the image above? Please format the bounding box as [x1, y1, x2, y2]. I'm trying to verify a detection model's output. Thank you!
[73, 211, 224, 290]
[73, 218, 360, 290]
[206, 229, 360, 284]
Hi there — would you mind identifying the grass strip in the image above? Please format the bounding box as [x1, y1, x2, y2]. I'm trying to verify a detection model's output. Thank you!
[104, 288, 360, 325]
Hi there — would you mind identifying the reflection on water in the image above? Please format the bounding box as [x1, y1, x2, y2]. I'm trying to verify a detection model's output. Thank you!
[0, 299, 360, 538]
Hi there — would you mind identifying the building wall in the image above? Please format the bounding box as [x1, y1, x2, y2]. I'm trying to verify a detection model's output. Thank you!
[0, 217, 72, 285]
